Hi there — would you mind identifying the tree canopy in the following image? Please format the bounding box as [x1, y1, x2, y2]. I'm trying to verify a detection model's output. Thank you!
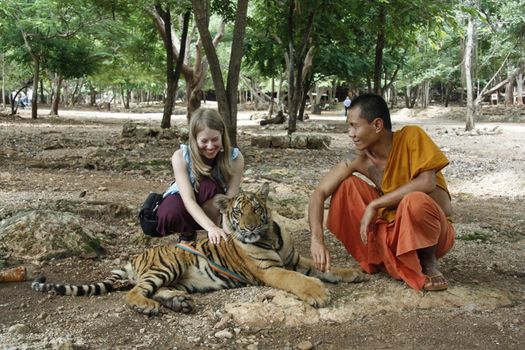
[1, 0, 523, 130]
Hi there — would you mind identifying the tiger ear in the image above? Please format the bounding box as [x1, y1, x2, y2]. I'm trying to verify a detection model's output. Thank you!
[257, 182, 270, 201]
[214, 194, 231, 213]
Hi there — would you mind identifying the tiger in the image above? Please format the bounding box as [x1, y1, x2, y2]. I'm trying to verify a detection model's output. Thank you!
[32, 183, 367, 316]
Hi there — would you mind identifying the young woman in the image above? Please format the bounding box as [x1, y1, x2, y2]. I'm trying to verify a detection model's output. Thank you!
[156, 108, 244, 244]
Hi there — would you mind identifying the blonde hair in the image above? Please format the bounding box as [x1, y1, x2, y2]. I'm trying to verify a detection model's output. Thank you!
[188, 108, 233, 191]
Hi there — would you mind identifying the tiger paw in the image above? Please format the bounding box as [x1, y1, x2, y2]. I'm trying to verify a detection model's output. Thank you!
[338, 268, 370, 283]
[152, 288, 195, 313]
[124, 292, 160, 316]
[297, 279, 330, 308]
[163, 295, 195, 314]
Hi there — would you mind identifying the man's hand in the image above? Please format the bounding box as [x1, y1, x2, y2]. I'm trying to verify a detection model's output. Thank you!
[207, 226, 228, 245]
[311, 236, 331, 272]
[360, 204, 377, 244]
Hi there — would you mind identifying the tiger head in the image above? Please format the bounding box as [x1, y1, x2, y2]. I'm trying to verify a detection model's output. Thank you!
[214, 183, 271, 244]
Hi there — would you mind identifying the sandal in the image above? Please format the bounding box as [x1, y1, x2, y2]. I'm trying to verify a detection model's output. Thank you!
[423, 273, 449, 291]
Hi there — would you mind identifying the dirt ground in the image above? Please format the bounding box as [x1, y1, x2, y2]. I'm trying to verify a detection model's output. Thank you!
[0, 104, 524, 350]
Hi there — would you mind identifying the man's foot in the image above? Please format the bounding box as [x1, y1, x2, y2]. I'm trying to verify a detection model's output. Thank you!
[423, 273, 448, 291]
[418, 245, 448, 291]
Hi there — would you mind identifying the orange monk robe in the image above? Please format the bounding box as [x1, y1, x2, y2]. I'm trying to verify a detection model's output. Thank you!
[327, 125, 455, 290]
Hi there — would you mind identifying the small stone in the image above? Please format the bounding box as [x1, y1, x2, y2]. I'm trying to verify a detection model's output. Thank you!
[50, 337, 75, 350]
[187, 336, 201, 343]
[37, 312, 48, 320]
[214, 330, 233, 339]
[246, 344, 259, 350]
[297, 340, 314, 350]
[463, 303, 476, 313]
[8, 323, 31, 334]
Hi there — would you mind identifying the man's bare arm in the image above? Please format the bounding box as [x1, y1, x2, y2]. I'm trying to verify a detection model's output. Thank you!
[308, 157, 367, 271]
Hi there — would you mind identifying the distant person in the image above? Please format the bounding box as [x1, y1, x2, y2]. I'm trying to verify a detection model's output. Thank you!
[308, 93, 455, 292]
[155, 108, 245, 244]
[19, 91, 27, 108]
[11, 90, 17, 106]
[343, 91, 353, 119]
[27, 88, 33, 106]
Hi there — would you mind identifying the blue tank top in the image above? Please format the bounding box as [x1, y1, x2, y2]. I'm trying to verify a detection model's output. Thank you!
[163, 144, 240, 197]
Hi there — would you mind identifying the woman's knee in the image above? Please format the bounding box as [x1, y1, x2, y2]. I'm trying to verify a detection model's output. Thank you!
[157, 195, 189, 226]
[196, 178, 224, 204]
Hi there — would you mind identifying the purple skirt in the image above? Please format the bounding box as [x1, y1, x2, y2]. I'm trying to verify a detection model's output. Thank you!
[156, 177, 224, 236]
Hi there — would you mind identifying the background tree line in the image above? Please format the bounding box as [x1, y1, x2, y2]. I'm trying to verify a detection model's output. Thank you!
[1, 0, 524, 142]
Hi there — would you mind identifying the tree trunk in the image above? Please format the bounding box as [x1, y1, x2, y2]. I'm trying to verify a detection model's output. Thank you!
[516, 73, 524, 105]
[373, 5, 386, 96]
[31, 57, 40, 119]
[287, 3, 315, 135]
[158, 4, 175, 128]
[150, 7, 222, 123]
[286, 0, 296, 133]
[192, 0, 248, 146]
[156, 6, 190, 127]
[422, 80, 429, 108]
[445, 82, 451, 107]
[39, 79, 45, 104]
[464, 14, 476, 131]
[268, 76, 275, 117]
[123, 88, 131, 109]
[69, 78, 82, 106]
[277, 72, 286, 112]
[504, 78, 514, 106]
[50, 74, 63, 116]
[298, 73, 312, 122]
[1, 54, 5, 110]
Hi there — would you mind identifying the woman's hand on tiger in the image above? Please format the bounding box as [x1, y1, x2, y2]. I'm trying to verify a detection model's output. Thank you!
[207, 226, 228, 244]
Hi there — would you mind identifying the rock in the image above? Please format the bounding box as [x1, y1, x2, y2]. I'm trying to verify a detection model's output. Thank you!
[214, 330, 234, 339]
[224, 291, 320, 327]
[121, 122, 137, 137]
[251, 136, 271, 148]
[8, 323, 31, 334]
[50, 337, 75, 350]
[290, 134, 308, 148]
[0, 210, 106, 261]
[306, 135, 330, 149]
[270, 135, 290, 148]
[187, 336, 201, 343]
[297, 340, 314, 350]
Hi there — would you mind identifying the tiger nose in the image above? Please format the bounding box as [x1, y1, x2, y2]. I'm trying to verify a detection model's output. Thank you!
[245, 210, 259, 230]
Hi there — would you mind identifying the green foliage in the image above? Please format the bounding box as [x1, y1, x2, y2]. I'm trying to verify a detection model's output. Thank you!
[458, 230, 491, 242]
[43, 38, 99, 78]
[2, 0, 523, 108]
[116, 158, 171, 171]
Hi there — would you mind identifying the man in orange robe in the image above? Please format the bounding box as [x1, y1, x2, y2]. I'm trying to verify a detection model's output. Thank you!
[308, 93, 455, 291]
